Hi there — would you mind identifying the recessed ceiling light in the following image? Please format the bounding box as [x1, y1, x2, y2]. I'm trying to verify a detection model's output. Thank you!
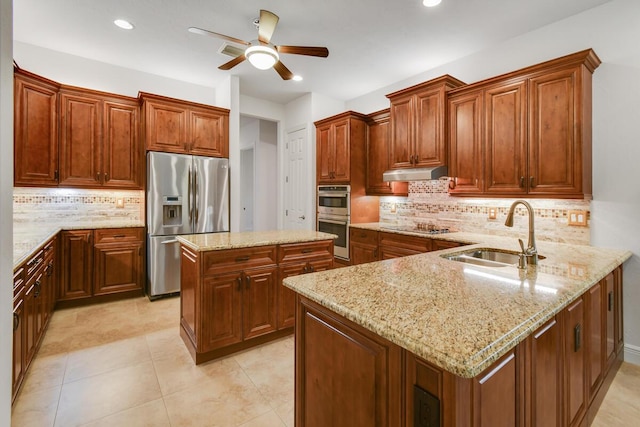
[114, 19, 134, 30]
[422, 0, 442, 7]
[292, 75, 303, 82]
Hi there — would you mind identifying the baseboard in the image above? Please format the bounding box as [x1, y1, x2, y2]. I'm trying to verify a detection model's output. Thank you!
[624, 343, 640, 366]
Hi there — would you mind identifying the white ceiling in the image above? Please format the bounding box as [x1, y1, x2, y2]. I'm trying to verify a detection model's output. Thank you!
[13, 0, 612, 104]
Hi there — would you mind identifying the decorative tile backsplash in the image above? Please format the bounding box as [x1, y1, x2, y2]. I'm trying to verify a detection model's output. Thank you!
[379, 179, 591, 245]
[13, 188, 144, 224]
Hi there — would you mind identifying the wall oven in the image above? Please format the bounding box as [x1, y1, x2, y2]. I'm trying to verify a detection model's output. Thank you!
[317, 185, 350, 260]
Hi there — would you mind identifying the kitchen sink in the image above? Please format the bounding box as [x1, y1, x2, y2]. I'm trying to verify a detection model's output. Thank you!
[441, 248, 545, 268]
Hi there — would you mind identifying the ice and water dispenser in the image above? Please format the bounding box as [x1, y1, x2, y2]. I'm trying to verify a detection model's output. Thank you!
[162, 196, 183, 226]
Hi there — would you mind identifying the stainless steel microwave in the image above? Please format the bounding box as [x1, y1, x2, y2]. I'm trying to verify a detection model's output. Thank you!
[317, 185, 350, 216]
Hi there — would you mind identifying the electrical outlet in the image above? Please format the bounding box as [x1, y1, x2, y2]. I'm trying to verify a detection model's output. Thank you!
[568, 209, 587, 226]
[115, 198, 125, 208]
[390, 203, 397, 213]
[488, 208, 497, 220]
[568, 263, 586, 278]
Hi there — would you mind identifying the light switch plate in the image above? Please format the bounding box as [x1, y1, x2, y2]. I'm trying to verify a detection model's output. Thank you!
[488, 208, 497, 220]
[116, 198, 125, 208]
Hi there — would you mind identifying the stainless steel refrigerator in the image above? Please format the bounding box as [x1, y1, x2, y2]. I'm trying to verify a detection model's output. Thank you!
[147, 151, 229, 299]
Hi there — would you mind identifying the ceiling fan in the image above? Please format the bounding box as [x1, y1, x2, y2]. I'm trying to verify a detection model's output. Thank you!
[188, 9, 329, 80]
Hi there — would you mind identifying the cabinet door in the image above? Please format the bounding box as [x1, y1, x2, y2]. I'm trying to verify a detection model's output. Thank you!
[94, 243, 143, 296]
[144, 100, 188, 153]
[24, 282, 38, 365]
[14, 73, 59, 186]
[484, 81, 528, 195]
[59, 91, 102, 187]
[603, 272, 616, 372]
[296, 298, 403, 427]
[614, 267, 624, 355]
[431, 239, 463, 251]
[12, 288, 25, 403]
[59, 230, 93, 301]
[449, 90, 484, 194]
[564, 296, 586, 427]
[189, 108, 228, 157]
[389, 95, 413, 169]
[529, 317, 563, 427]
[332, 120, 351, 182]
[316, 124, 333, 182]
[200, 271, 243, 352]
[350, 242, 379, 265]
[243, 267, 278, 340]
[587, 281, 604, 401]
[414, 88, 445, 167]
[102, 99, 142, 189]
[528, 68, 581, 196]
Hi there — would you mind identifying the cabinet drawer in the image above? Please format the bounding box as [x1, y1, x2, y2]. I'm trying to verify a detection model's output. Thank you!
[278, 240, 333, 263]
[431, 239, 464, 251]
[94, 228, 143, 244]
[25, 250, 45, 277]
[349, 228, 378, 246]
[13, 267, 25, 295]
[379, 232, 432, 253]
[204, 246, 277, 275]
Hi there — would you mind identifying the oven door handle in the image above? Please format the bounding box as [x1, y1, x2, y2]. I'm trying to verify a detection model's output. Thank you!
[319, 218, 348, 226]
[318, 192, 349, 198]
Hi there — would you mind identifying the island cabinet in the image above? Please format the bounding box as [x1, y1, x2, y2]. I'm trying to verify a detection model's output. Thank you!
[179, 236, 334, 364]
[365, 109, 408, 196]
[13, 69, 59, 187]
[140, 92, 229, 158]
[59, 87, 142, 189]
[58, 228, 144, 306]
[315, 111, 367, 184]
[448, 49, 601, 198]
[386, 75, 465, 170]
[293, 264, 624, 427]
[12, 236, 58, 404]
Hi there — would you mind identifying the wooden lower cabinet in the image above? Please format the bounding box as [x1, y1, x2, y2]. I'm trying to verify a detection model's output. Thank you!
[59, 227, 144, 305]
[296, 297, 403, 427]
[294, 266, 624, 427]
[349, 228, 379, 265]
[180, 239, 334, 364]
[379, 231, 431, 259]
[12, 270, 26, 404]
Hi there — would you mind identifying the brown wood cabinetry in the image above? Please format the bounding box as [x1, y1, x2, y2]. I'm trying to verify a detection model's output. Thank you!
[59, 88, 141, 189]
[365, 109, 408, 196]
[448, 49, 600, 198]
[564, 295, 587, 427]
[140, 92, 229, 157]
[379, 231, 431, 259]
[349, 228, 379, 265]
[296, 297, 403, 427]
[14, 69, 59, 187]
[12, 269, 25, 404]
[431, 239, 464, 251]
[386, 76, 465, 170]
[315, 112, 367, 184]
[59, 228, 144, 305]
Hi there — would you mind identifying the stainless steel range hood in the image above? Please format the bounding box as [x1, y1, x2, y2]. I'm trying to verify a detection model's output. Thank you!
[382, 166, 448, 182]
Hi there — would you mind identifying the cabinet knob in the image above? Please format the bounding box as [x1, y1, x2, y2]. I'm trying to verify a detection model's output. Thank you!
[236, 277, 242, 291]
[245, 276, 250, 289]
[530, 176, 535, 188]
[104, 173, 109, 182]
[520, 176, 525, 188]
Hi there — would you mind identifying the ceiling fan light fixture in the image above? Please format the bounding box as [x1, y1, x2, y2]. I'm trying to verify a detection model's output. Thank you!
[114, 19, 134, 30]
[245, 45, 279, 70]
[422, 0, 442, 7]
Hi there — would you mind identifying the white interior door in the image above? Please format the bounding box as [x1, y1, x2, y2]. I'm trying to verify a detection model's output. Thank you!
[284, 127, 308, 230]
[240, 147, 254, 231]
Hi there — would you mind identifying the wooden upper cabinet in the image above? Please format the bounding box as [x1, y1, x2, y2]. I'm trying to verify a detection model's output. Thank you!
[59, 90, 102, 187]
[448, 49, 600, 198]
[140, 92, 229, 158]
[484, 80, 528, 195]
[315, 112, 367, 185]
[14, 70, 59, 187]
[448, 89, 484, 195]
[387, 75, 465, 170]
[59, 88, 142, 189]
[365, 109, 408, 196]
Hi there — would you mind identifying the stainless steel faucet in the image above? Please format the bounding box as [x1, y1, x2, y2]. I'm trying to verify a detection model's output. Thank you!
[505, 200, 538, 266]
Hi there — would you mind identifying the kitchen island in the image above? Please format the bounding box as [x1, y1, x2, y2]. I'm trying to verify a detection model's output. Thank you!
[283, 234, 631, 426]
[176, 230, 336, 364]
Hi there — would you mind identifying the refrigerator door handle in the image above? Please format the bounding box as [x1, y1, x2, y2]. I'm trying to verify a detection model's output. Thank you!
[188, 164, 193, 227]
[195, 164, 199, 226]
[160, 239, 180, 245]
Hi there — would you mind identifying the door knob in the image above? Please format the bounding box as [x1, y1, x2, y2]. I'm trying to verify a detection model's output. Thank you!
[299, 215, 306, 220]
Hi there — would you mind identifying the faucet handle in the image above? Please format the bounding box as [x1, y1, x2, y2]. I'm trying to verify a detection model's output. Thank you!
[518, 239, 525, 253]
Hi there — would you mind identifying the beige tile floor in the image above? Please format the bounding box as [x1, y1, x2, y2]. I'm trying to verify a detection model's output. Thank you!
[11, 296, 640, 426]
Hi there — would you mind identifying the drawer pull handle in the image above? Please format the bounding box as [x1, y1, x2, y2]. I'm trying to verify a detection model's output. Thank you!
[574, 324, 581, 352]
[302, 249, 314, 254]
[608, 291, 613, 312]
[236, 256, 250, 262]
[13, 313, 19, 331]
[113, 234, 126, 238]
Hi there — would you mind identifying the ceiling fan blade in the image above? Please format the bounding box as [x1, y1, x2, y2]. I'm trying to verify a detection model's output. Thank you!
[273, 61, 294, 80]
[258, 10, 279, 44]
[218, 54, 246, 70]
[276, 45, 329, 58]
[188, 27, 250, 46]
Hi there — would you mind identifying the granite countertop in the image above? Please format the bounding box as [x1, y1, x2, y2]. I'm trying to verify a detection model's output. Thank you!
[13, 220, 144, 268]
[283, 225, 632, 378]
[176, 230, 337, 252]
